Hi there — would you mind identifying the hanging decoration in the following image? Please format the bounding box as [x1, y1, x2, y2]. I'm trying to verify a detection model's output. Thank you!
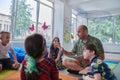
[71, 33, 74, 39]
[29, 24, 35, 31]
[63, 17, 71, 43]
[63, 29, 71, 43]
[42, 22, 48, 30]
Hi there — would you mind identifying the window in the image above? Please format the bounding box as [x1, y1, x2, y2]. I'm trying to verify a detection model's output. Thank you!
[0, 0, 11, 32]
[38, 1, 53, 42]
[40, 0, 53, 7]
[71, 14, 77, 44]
[0, 0, 54, 41]
[0, 0, 11, 15]
[88, 15, 120, 44]
[115, 15, 120, 44]
[4, 24, 6, 30]
[71, 13, 77, 47]
[11, 0, 53, 41]
[0, 23, 2, 31]
[12, 0, 36, 40]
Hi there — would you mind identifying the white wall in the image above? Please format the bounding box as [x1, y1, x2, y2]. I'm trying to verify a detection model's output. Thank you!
[62, 0, 72, 51]
[87, 9, 120, 18]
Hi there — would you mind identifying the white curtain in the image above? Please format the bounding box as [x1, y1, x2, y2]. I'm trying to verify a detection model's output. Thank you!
[53, 0, 64, 46]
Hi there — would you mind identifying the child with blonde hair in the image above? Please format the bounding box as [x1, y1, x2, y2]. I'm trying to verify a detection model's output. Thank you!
[0, 31, 20, 71]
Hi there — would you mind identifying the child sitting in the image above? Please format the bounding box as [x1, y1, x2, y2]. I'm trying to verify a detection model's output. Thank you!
[21, 33, 59, 80]
[48, 37, 65, 70]
[0, 31, 20, 71]
[79, 43, 117, 80]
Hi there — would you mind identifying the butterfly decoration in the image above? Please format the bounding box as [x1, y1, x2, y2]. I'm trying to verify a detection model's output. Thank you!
[29, 24, 35, 31]
[42, 22, 48, 30]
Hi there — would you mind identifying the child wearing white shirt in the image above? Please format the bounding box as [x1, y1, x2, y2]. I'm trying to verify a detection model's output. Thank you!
[0, 31, 20, 71]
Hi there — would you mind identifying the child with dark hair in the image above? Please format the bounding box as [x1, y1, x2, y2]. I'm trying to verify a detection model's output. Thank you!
[48, 37, 65, 70]
[80, 43, 117, 80]
[21, 33, 59, 80]
[43, 38, 49, 58]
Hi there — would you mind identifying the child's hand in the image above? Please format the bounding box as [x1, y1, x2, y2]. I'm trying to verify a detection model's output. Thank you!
[55, 42, 61, 49]
[13, 61, 20, 68]
[60, 47, 64, 52]
[82, 74, 94, 80]
[83, 75, 88, 80]
[0, 64, 2, 71]
[79, 66, 91, 75]
[83, 75, 90, 80]
[85, 66, 91, 72]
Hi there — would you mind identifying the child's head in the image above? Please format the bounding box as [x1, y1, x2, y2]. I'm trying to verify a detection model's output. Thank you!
[0, 31, 10, 45]
[24, 33, 46, 80]
[52, 37, 60, 47]
[83, 44, 97, 60]
[25, 33, 46, 59]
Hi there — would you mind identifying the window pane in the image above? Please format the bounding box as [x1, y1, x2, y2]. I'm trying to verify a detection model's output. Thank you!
[0, 0, 11, 15]
[0, 0, 11, 32]
[13, 0, 36, 40]
[88, 16, 113, 43]
[40, 0, 53, 7]
[39, 3, 53, 42]
[0, 23, 2, 30]
[115, 15, 120, 44]
[71, 14, 77, 47]
[71, 14, 77, 40]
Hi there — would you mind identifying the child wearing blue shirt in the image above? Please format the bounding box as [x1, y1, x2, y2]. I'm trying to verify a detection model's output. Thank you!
[48, 37, 65, 70]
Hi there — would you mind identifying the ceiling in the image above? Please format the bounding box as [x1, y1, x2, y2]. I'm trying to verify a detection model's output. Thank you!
[64, 0, 120, 16]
